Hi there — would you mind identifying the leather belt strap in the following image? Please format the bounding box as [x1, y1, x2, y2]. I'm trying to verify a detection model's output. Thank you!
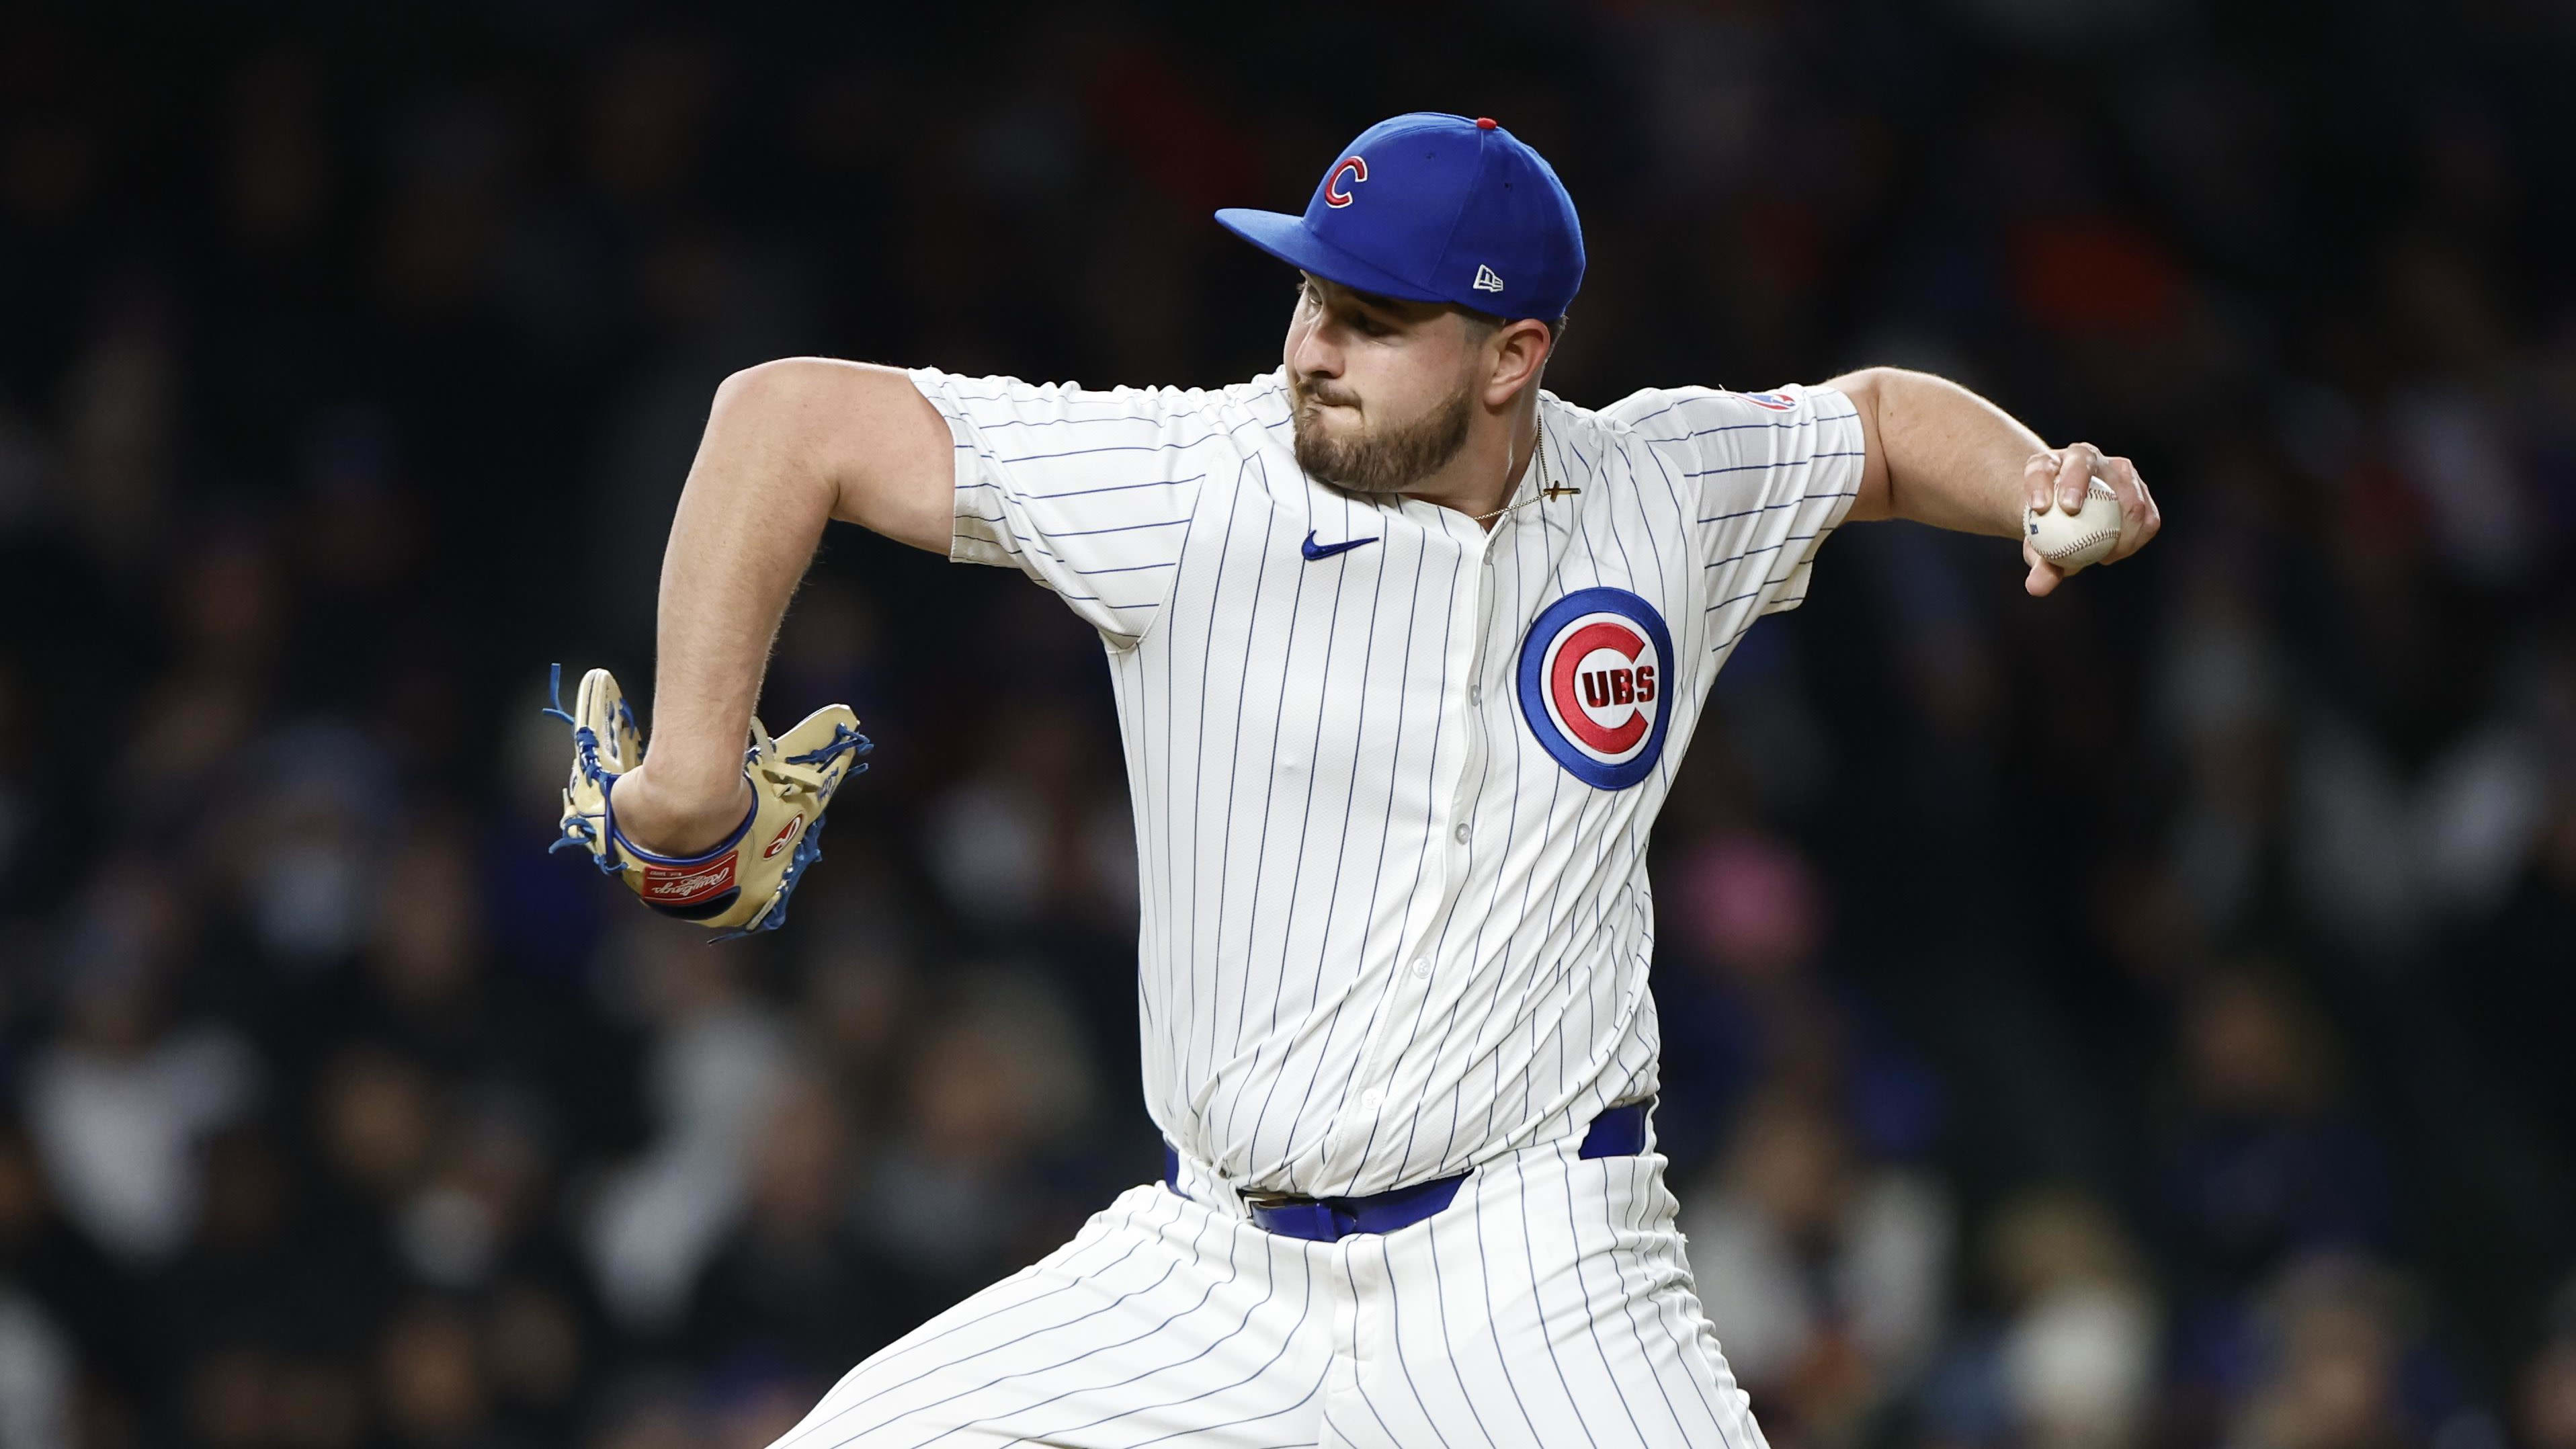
[1162, 1098, 1653, 1244]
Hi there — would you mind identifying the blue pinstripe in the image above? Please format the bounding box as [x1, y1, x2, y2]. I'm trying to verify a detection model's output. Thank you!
[915, 1220, 1246, 1448]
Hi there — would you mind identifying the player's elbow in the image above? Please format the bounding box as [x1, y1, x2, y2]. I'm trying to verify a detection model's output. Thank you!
[711, 358, 916, 470]
[713, 356, 799, 414]
[709, 358, 954, 551]
[713, 356, 882, 427]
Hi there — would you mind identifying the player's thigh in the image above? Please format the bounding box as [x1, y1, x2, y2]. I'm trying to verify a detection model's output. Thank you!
[1328, 1147, 1769, 1449]
[769, 1184, 1333, 1449]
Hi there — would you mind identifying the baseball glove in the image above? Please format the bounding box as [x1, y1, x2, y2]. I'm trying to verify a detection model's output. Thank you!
[544, 664, 871, 937]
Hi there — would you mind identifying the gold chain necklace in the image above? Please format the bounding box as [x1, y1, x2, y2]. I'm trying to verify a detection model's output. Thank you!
[1472, 415, 1573, 526]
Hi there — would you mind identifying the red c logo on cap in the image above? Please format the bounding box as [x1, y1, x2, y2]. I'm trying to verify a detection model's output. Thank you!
[1325, 155, 1368, 208]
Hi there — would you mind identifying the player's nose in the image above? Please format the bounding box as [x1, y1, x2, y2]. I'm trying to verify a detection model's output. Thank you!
[1288, 319, 1341, 380]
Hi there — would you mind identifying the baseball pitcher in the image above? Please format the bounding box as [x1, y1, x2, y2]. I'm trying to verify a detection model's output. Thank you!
[552, 113, 2159, 1447]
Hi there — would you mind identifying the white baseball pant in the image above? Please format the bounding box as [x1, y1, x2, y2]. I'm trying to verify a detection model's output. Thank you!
[767, 1136, 1770, 1449]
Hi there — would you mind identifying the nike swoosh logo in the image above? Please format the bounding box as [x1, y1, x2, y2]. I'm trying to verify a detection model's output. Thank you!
[1301, 530, 1379, 562]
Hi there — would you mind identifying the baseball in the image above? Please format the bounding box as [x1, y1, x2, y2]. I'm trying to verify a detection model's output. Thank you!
[2024, 477, 2124, 574]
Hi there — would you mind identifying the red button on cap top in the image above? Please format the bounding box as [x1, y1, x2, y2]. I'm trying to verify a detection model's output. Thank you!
[1474, 117, 1498, 129]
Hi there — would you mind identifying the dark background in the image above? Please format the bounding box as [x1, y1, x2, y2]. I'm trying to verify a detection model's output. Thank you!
[2, 1, 2573, 1446]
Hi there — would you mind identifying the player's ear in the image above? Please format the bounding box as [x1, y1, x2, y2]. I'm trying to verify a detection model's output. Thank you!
[1482, 317, 1552, 407]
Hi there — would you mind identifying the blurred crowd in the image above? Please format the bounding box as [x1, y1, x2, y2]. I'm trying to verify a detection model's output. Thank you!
[2, 3, 2573, 1447]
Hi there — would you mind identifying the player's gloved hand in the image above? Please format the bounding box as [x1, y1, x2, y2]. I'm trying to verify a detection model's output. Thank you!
[2020, 442, 2160, 597]
[543, 664, 871, 936]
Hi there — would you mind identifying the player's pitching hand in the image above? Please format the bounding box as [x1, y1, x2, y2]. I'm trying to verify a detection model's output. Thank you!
[2022, 443, 2159, 597]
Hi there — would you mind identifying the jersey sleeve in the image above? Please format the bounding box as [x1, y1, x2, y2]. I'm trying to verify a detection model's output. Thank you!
[1609, 383, 1864, 622]
[909, 368, 1231, 647]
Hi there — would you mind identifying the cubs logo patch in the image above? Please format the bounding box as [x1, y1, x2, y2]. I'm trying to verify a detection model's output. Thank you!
[1516, 587, 1675, 790]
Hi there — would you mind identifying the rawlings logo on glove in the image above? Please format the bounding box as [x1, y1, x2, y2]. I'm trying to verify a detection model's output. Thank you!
[543, 664, 870, 937]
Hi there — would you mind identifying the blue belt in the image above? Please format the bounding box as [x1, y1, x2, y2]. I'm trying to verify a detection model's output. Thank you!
[1162, 1098, 1652, 1243]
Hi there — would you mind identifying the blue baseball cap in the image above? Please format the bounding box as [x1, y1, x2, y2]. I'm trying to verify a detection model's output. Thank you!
[1216, 112, 1583, 324]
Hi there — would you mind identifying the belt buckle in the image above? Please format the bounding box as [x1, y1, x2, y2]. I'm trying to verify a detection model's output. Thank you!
[1239, 1189, 1313, 1211]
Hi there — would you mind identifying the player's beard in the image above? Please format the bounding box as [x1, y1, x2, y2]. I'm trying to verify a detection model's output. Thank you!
[1290, 374, 1475, 495]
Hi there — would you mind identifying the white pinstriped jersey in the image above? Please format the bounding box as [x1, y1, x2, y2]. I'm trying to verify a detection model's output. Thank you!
[913, 366, 1862, 1200]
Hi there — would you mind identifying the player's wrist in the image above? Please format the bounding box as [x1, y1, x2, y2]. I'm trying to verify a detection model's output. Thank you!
[613, 762, 754, 858]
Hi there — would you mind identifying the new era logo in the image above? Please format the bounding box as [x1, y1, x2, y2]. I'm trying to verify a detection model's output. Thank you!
[1472, 265, 1505, 292]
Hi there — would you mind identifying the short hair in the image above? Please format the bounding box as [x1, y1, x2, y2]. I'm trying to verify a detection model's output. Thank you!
[1458, 306, 1571, 352]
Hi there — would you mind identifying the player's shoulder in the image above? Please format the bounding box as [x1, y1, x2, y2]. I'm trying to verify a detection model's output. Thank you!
[911, 366, 1288, 426]
[1586, 382, 1848, 446]
[907, 367, 1294, 480]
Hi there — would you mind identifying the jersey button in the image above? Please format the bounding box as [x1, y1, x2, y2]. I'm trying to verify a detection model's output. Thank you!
[1360, 1087, 1384, 1110]
[1468, 683, 1483, 705]
[1453, 822, 1470, 844]
[1411, 958, 1430, 979]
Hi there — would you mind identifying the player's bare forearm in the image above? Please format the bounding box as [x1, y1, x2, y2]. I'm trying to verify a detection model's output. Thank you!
[616, 359, 952, 853]
[1831, 367, 2036, 536]
[1828, 366, 2160, 595]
